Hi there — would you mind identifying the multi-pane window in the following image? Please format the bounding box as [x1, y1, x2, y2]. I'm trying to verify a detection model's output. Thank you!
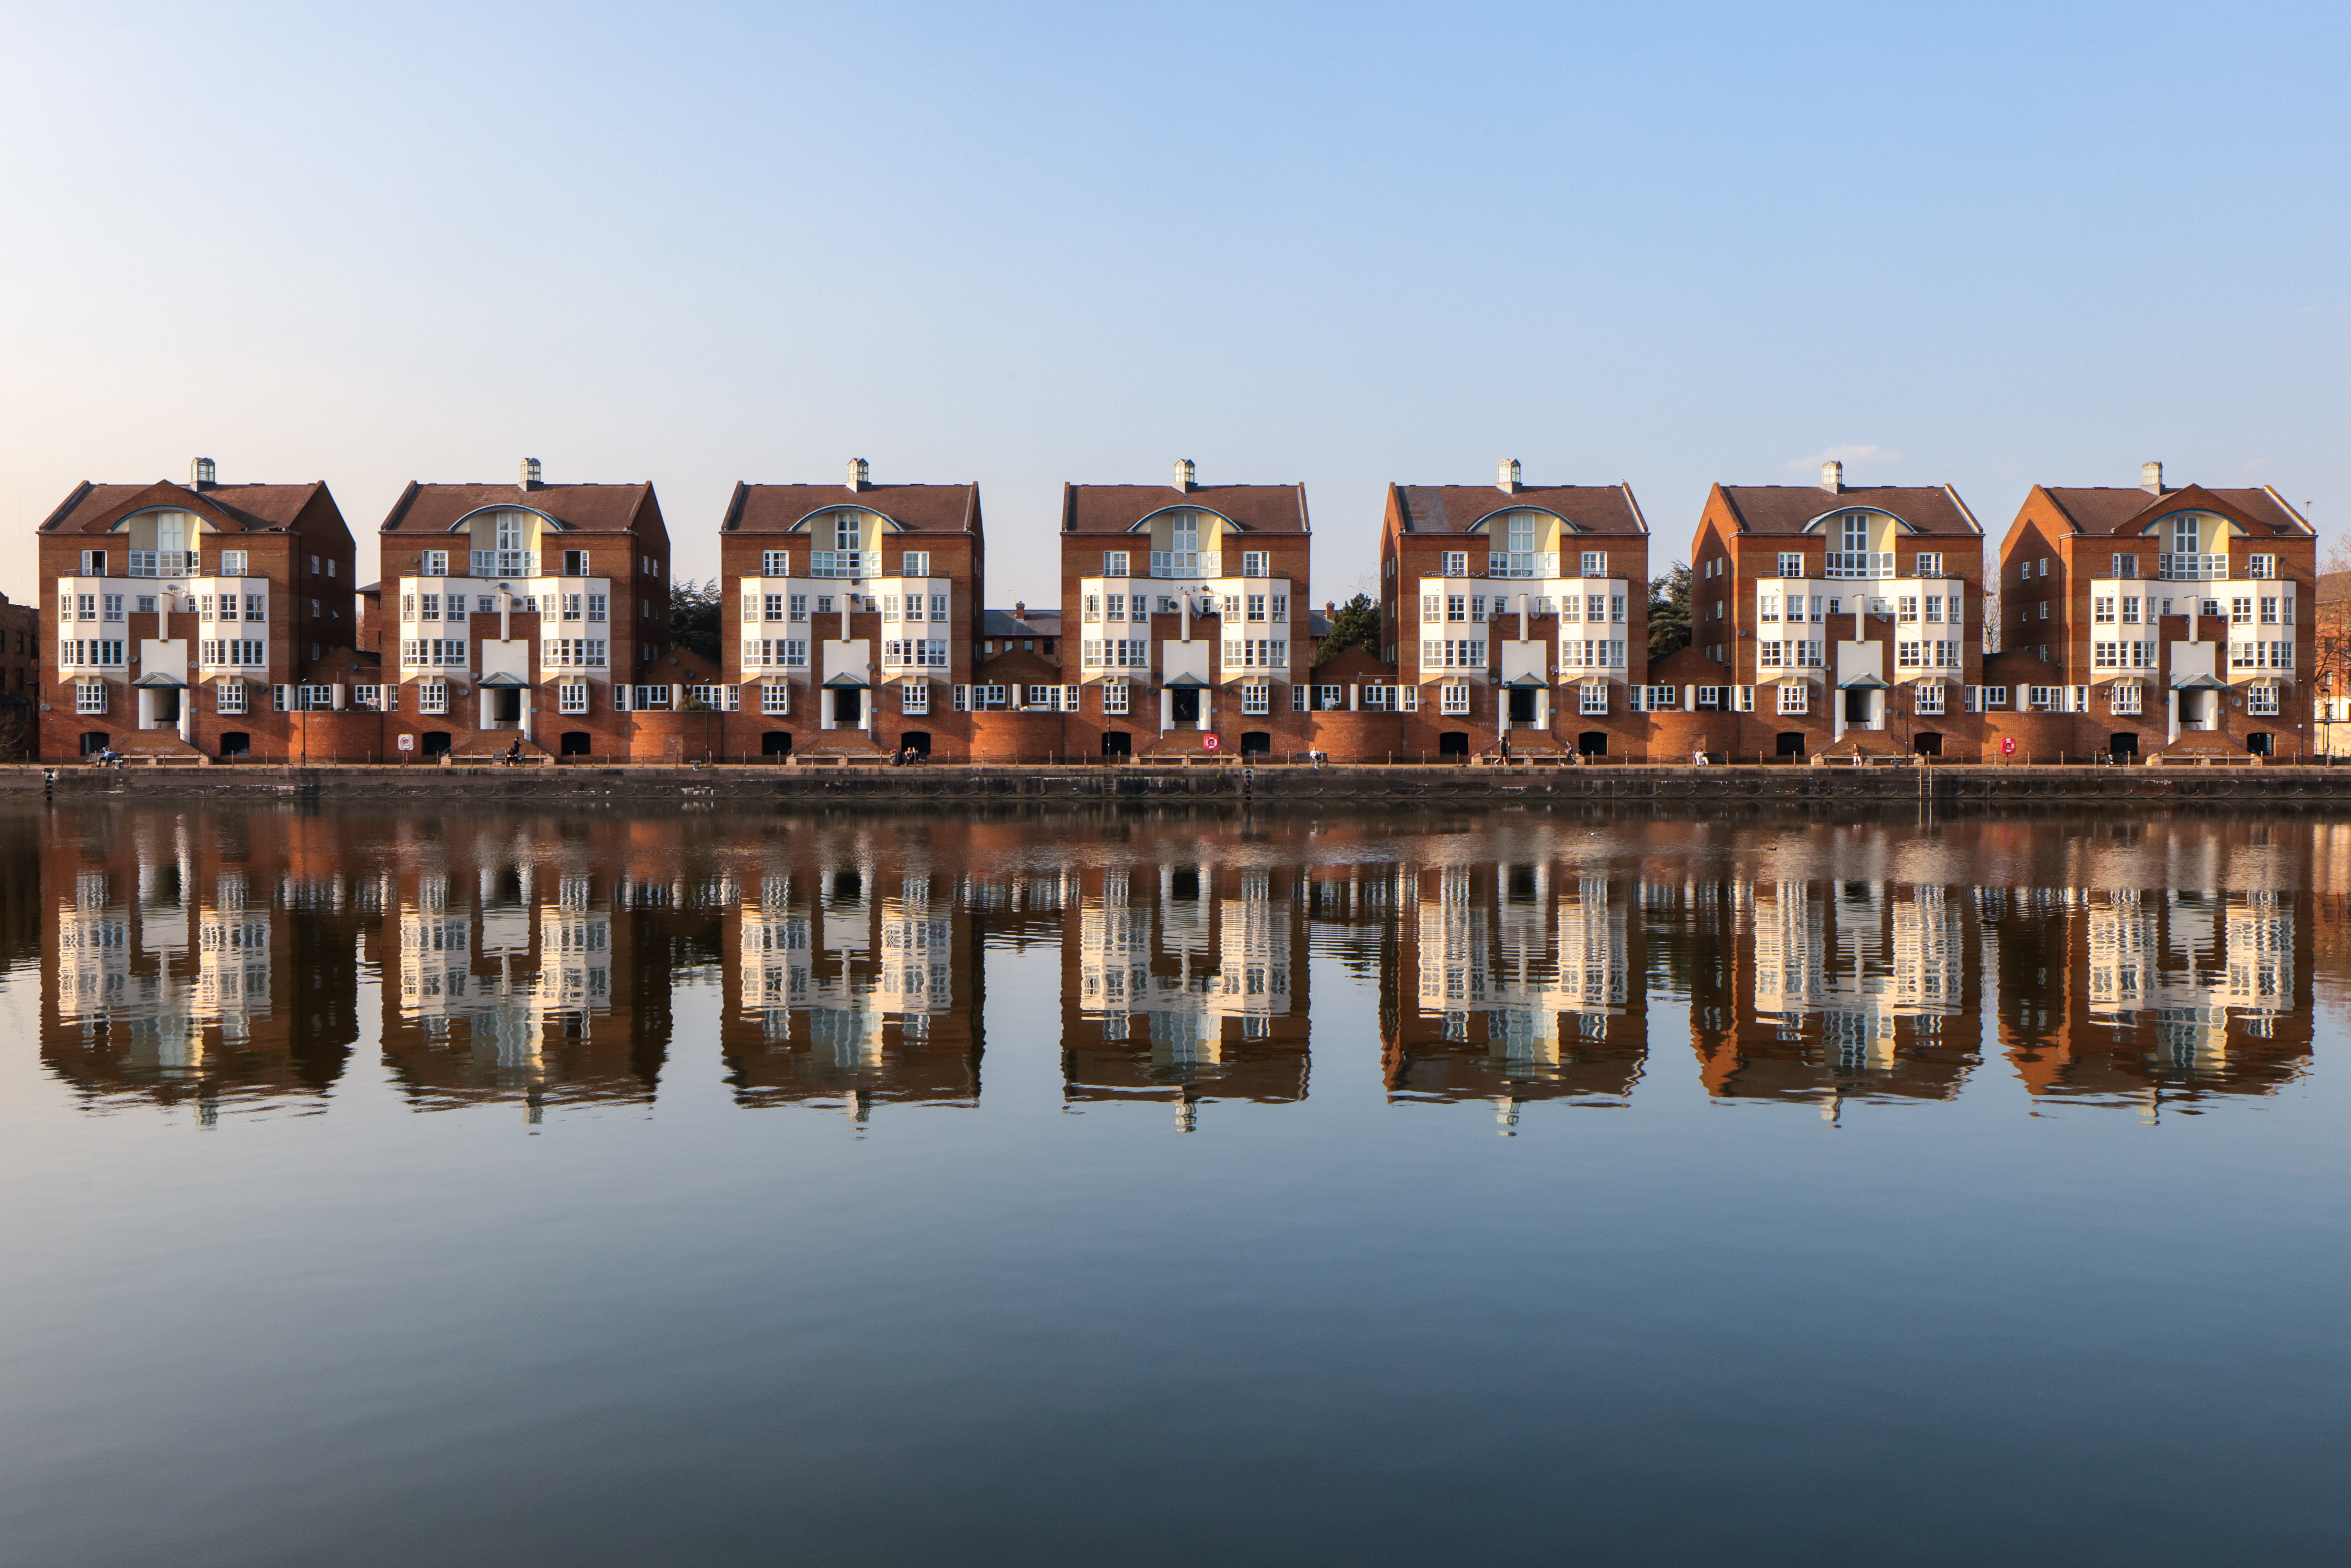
[1221, 638, 1286, 669]
[1777, 684, 1808, 715]
[1913, 684, 1945, 715]
[1102, 683, 1131, 715]
[2229, 641, 2294, 669]
[562, 549, 590, 576]
[1102, 551, 1131, 577]
[1240, 683, 1270, 715]
[762, 550, 791, 577]
[2112, 553, 2138, 578]
[1695, 686, 1723, 709]
[541, 639, 608, 668]
[742, 639, 810, 668]
[587, 594, 608, 621]
[1917, 552, 1944, 577]
[1442, 551, 1468, 578]
[2231, 596, 2253, 625]
[1421, 638, 1486, 670]
[1777, 552, 1803, 578]
[884, 639, 949, 668]
[1240, 551, 1269, 578]
[1439, 684, 1470, 716]
[220, 550, 247, 577]
[421, 551, 447, 576]
[2120, 596, 2140, 624]
[400, 638, 467, 667]
[558, 683, 590, 715]
[1557, 639, 1626, 670]
[2110, 685, 2141, 715]
[75, 682, 107, 714]
[1246, 594, 1267, 622]
[760, 683, 791, 715]
[1579, 684, 1609, 715]
[215, 682, 247, 715]
[1581, 551, 1606, 576]
[1897, 596, 1918, 623]
[1082, 639, 1149, 669]
[2249, 554, 2276, 579]
[2261, 596, 2279, 625]
[416, 682, 449, 715]
[2248, 686, 2280, 715]
[899, 683, 929, 715]
[2094, 597, 2115, 624]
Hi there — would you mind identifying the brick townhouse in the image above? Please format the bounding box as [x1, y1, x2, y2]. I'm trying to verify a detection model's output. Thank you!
[1379, 463, 1651, 760]
[376, 460, 672, 762]
[1675, 462, 1986, 761]
[0, 593, 39, 758]
[1991, 462, 2316, 761]
[37, 458, 360, 762]
[1059, 462, 1312, 760]
[719, 462, 983, 761]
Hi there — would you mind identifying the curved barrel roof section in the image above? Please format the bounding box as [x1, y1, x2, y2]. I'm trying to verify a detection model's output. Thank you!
[40, 479, 332, 535]
[1715, 483, 1980, 537]
[1388, 484, 1646, 537]
[2039, 483, 2312, 539]
[380, 481, 659, 538]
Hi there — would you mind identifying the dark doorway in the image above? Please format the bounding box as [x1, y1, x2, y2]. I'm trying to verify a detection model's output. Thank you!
[1438, 732, 1470, 757]
[761, 731, 793, 757]
[899, 731, 931, 757]
[218, 731, 250, 758]
[493, 689, 522, 722]
[2109, 732, 2138, 759]
[1578, 730, 1608, 757]
[421, 731, 452, 757]
[1914, 731, 1943, 757]
[154, 689, 181, 725]
[1844, 688, 1872, 723]
[1777, 731, 1807, 757]
[562, 730, 593, 756]
[2247, 731, 2274, 756]
[832, 686, 863, 723]
[831, 870, 863, 904]
[1170, 868, 1201, 901]
[1508, 688, 1538, 723]
[1171, 688, 1201, 724]
[1101, 730, 1132, 757]
[79, 732, 110, 756]
[1240, 731, 1271, 755]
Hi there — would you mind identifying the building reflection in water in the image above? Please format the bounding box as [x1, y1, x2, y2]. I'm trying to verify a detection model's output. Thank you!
[18, 809, 2328, 1122]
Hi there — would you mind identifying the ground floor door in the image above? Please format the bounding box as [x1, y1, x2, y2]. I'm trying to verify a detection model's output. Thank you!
[899, 730, 931, 756]
[218, 731, 249, 757]
[563, 731, 593, 756]
[1914, 731, 1943, 757]
[761, 731, 792, 757]
[2247, 731, 2274, 756]
[832, 687, 863, 723]
[493, 689, 522, 722]
[1578, 730, 1608, 757]
[1438, 732, 1469, 757]
[1844, 688, 1872, 724]
[1171, 688, 1201, 724]
[1240, 731, 1270, 755]
[2110, 732, 2138, 759]
[80, 732, 110, 756]
[1777, 731, 1807, 757]
[1101, 731, 1131, 757]
[1508, 688, 1537, 723]
[422, 731, 452, 757]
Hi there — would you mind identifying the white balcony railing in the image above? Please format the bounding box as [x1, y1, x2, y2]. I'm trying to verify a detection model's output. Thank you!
[126, 552, 197, 578]
[1823, 551, 1895, 580]
[1488, 552, 1560, 580]
[471, 550, 538, 578]
[2161, 553, 2230, 581]
[1150, 551, 1220, 579]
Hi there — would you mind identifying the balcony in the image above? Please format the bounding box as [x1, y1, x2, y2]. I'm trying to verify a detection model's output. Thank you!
[809, 550, 864, 579]
[126, 552, 196, 578]
[1823, 552, 1895, 580]
[1150, 551, 1221, 579]
[471, 550, 538, 578]
[1487, 552, 1560, 580]
[2161, 553, 2230, 582]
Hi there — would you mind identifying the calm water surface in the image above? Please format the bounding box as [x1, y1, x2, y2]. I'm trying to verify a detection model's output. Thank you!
[4, 803, 2349, 1566]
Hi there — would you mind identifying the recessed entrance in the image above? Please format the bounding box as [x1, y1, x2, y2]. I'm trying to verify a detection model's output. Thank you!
[79, 732, 110, 756]
[1577, 730, 1608, 757]
[1171, 688, 1201, 724]
[1240, 731, 1271, 755]
[421, 731, 452, 758]
[1438, 732, 1470, 757]
[1101, 730, 1132, 757]
[899, 731, 931, 757]
[1777, 731, 1807, 758]
[1914, 731, 1943, 757]
[218, 731, 250, 758]
[1844, 689, 1872, 723]
[832, 687, 863, 723]
[2109, 732, 2138, 759]
[2247, 731, 2274, 757]
[762, 731, 793, 757]
[150, 689, 181, 727]
[562, 731, 593, 756]
[492, 689, 522, 723]
[1508, 688, 1538, 723]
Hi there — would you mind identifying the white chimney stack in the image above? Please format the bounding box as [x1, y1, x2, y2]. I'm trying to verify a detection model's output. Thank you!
[190, 457, 216, 489]
[847, 458, 869, 490]
[1497, 458, 1522, 494]
[2141, 461, 2164, 494]
[1820, 460, 1843, 493]
[520, 457, 542, 489]
[1173, 458, 1196, 491]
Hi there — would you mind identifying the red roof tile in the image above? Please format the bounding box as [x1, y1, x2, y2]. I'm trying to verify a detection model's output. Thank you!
[380, 482, 659, 536]
[1391, 483, 1646, 537]
[723, 482, 979, 535]
[1062, 483, 1308, 536]
[1717, 484, 1980, 537]
[2040, 484, 2310, 538]
[40, 479, 330, 535]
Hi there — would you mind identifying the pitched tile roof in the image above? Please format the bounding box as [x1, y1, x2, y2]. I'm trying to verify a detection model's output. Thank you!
[1062, 483, 1308, 536]
[39, 479, 330, 534]
[1716, 484, 1980, 537]
[982, 608, 1062, 637]
[2040, 484, 2310, 538]
[1648, 647, 1729, 682]
[723, 482, 979, 534]
[380, 482, 658, 536]
[1391, 483, 1646, 537]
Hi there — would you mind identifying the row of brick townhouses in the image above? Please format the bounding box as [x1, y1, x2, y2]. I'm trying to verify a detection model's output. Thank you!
[28, 456, 2319, 764]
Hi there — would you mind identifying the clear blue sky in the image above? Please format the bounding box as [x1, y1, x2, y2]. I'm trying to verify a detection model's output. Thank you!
[2, 1, 2343, 608]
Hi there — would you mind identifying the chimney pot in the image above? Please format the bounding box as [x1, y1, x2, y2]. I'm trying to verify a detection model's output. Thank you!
[520, 457, 542, 489]
[1820, 460, 1843, 493]
[190, 457, 216, 490]
[847, 458, 869, 490]
[1173, 458, 1196, 491]
[1497, 458, 1521, 494]
[2141, 461, 2164, 494]
[1013, 600, 1026, 620]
